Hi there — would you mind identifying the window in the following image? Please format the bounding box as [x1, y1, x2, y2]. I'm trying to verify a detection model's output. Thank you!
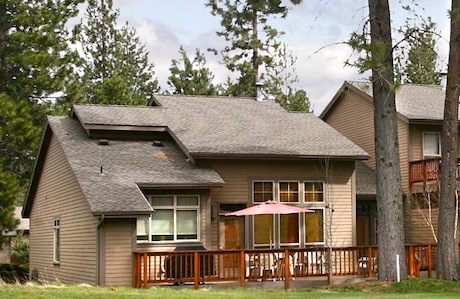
[141, 195, 199, 242]
[280, 214, 300, 245]
[305, 182, 324, 202]
[279, 181, 299, 203]
[253, 181, 274, 202]
[305, 209, 324, 243]
[423, 132, 441, 157]
[53, 218, 60, 263]
[253, 214, 274, 248]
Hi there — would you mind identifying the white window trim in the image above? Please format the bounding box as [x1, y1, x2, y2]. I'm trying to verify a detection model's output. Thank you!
[146, 195, 200, 243]
[252, 180, 275, 203]
[304, 207, 326, 245]
[422, 131, 441, 158]
[278, 181, 300, 204]
[303, 181, 325, 204]
[53, 218, 60, 264]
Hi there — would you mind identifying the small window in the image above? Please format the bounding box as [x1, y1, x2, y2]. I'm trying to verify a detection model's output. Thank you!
[53, 218, 60, 263]
[279, 181, 299, 203]
[136, 217, 149, 241]
[423, 132, 441, 157]
[304, 182, 324, 202]
[253, 181, 274, 202]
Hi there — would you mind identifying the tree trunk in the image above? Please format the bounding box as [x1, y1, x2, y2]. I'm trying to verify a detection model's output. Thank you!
[368, 0, 407, 281]
[252, 8, 258, 88]
[437, 0, 460, 281]
[0, 1, 7, 94]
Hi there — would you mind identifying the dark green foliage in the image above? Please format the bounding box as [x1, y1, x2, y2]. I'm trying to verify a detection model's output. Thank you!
[0, 263, 29, 283]
[207, 0, 302, 98]
[11, 231, 29, 265]
[168, 46, 217, 95]
[66, 0, 159, 107]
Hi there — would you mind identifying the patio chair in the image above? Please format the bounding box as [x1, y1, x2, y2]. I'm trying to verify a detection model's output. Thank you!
[257, 252, 277, 281]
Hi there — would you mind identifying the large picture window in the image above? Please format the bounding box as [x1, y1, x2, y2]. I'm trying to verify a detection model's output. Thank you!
[305, 209, 324, 244]
[251, 180, 326, 248]
[137, 195, 200, 242]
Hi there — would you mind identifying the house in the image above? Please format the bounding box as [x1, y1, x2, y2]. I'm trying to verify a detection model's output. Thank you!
[1, 206, 30, 264]
[321, 81, 457, 245]
[23, 95, 368, 286]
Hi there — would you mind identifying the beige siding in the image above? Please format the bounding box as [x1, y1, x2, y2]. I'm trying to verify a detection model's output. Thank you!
[208, 160, 356, 248]
[29, 134, 99, 285]
[323, 89, 376, 169]
[398, 119, 410, 194]
[104, 219, 136, 286]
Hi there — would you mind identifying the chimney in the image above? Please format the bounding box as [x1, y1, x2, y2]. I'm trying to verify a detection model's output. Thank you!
[255, 81, 264, 101]
[440, 72, 447, 91]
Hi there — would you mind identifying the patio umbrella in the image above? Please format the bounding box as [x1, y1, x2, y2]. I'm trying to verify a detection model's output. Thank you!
[225, 200, 313, 216]
[226, 200, 313, 248]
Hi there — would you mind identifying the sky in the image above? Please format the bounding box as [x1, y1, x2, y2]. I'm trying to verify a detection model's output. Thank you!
[96, 0, 452, 114]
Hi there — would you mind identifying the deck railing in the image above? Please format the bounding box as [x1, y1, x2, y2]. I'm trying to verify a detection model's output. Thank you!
[133, 244, 447, 289]
[409, 157, 460, 191]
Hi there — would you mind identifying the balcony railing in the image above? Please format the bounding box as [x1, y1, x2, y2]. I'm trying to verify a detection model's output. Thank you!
[409, 157, 460, 192]
[133, 244, 444, 289]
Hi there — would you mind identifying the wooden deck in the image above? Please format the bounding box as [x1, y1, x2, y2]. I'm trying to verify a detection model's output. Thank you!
[133, 244, 441, 289]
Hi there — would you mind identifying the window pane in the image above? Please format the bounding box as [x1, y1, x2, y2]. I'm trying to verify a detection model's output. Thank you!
[177, 196, 198, 206]
[424, 133, 440, 156]
[280, 182, 299, 203]
[137, 217, 149, 241]
[253, 182, 273, 202]
[152, 210, 174, 241]
[254, 215, 274, 245]
[305, 182, 324, 202]
[177, 210, 198, 240]
[151, 196, 174, 206]
[305, 210, 324, 243]
[280, 214, 299, 244]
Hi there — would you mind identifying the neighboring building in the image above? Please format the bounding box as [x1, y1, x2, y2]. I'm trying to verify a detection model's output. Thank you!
[1, 207, 30, 264]
[23, 95, 368, 286]
[321, 81, 457, 245]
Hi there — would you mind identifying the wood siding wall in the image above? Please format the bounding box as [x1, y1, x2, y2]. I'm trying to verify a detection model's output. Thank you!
[103, 219, 136, 286]
[323, 89, 410, 193]
[207, 160, 356, 248]
[29, 134, 99, 284]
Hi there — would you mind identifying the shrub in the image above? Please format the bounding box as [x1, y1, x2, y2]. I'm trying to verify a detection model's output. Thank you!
[11, 231, 29, 264]
[0, 263, 29, 283]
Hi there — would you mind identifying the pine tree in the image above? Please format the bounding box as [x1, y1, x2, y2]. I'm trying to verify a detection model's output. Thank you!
[396, 17, 440, 85]
[207, 0, 302, 97]
[168, 46, 217, 95]
[72, 0, 159, 106]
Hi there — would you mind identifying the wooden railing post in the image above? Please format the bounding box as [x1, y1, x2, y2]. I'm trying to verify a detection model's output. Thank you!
[143, 253, 148, 289]
[194, 252, 200, 290]
[240, 250, 246, 288]
[367, 246, 372, 277]
[409, 245, 414, 276]
[427, 244, 432, 278]
[284, 249, 290, 290]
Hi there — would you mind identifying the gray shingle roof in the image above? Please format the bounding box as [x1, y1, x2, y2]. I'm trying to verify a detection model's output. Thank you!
[47, 116, 224, 215]
[348, 81, 446, 121]
[72, 95, 369, 159]
[355, 161, 376, 196]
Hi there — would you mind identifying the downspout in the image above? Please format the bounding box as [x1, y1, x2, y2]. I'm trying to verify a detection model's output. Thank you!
[96, 215, 105, 286]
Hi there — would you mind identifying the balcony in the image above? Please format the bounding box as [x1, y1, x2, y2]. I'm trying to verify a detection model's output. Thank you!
[409, 157, 460, 192]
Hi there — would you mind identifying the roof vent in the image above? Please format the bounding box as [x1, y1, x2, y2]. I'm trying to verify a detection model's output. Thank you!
[98, 139, 109, 146]
[152, 140, 163, 147]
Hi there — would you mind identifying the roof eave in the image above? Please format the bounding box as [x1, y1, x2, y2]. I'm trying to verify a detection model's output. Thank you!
[191, 152, 370, 161]
[137, 182, 225, 189]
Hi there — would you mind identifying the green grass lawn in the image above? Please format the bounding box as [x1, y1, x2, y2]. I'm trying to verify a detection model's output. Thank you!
[1, 279, 459, 299]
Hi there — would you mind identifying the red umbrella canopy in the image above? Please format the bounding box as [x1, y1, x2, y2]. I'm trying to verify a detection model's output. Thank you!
[225, 200, 313, 216]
